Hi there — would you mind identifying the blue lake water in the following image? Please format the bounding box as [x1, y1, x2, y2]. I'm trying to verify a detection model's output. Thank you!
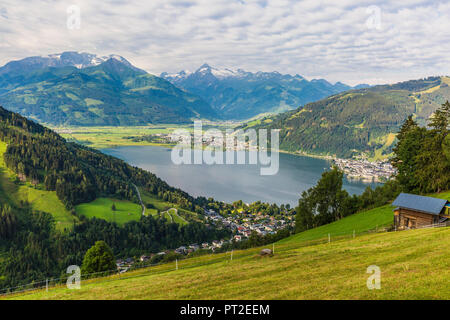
[102, 146, 380, 206]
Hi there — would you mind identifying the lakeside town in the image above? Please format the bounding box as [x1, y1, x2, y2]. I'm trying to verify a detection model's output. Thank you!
[332, 158, 397, 182]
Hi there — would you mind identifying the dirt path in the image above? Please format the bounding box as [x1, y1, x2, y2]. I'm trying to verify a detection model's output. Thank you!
[132, 183, 145, 216]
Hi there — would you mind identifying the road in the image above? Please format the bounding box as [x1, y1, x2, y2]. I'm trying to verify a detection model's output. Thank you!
[132, 183, 145, 216]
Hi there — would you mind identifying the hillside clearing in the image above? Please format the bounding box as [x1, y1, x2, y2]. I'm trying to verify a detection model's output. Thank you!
[75, 198, 143, 225]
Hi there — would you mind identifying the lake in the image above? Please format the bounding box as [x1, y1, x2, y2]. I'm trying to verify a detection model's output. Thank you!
[102, 146, 380, 206]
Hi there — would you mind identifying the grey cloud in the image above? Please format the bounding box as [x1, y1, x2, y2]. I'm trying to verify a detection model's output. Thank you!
[0, 0, 449, 85]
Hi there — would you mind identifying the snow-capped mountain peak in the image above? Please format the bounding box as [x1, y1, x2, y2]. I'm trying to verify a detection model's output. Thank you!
[196, 63, 238, 79]
[0, 51, 136, 74]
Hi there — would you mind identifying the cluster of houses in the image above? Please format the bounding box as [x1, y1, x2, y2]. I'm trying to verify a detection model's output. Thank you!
[204, 209, 294, 238]
[333, 158, 397, 182]
[174, 240, 231, 254]
[114, 207, 294, 272]
[167, 131, 259, 151]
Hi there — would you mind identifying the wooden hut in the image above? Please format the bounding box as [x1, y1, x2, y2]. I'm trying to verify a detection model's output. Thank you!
[392, 193, 450, 229]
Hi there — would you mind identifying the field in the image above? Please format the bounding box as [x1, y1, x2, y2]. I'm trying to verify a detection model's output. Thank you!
[0, 141, 76, 231]
[7, 226, 450, 300]
[4, 190, 450, 300]
[16, 187, 75, 231]
[53, 122, 239, 149]
[75, 198, 144, 225]
[55, 125, 179, 149]
[159, 208, 188, 225]
[75, 190, 195, 226]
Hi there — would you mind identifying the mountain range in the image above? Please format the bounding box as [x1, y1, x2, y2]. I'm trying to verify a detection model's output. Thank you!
[161, 64, 368, 119]
[0, 52, 367, 125]
[247, 76, 450, 158]
[0, 52, 217, 125]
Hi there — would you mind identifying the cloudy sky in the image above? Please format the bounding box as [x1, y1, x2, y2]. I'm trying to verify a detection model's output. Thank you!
[0, 0, 449, 85]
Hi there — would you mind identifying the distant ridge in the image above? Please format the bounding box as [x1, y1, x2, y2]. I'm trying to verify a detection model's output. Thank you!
[162, 63, 368, 120]
[245, 76, 450, 158]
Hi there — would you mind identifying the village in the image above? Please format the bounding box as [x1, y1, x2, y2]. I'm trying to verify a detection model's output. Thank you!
[332, 158, 397, 182]
[168, 130, 260, 151]
[115, 206, 295, 273]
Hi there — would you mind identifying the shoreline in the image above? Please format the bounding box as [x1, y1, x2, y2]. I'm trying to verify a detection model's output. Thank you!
[99, 143, 387, 184]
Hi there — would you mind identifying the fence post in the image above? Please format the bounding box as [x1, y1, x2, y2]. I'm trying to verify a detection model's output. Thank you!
[328, 233, 330, 243]
[231, 250, 233, 261]
[176, 259, 178, 270]
[353, 230, 355, 238]
[46, 279, 48, 292]
[273, 243, 275, 254]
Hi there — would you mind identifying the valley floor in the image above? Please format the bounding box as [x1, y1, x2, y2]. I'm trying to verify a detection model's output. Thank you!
[6, 226, 450, 300]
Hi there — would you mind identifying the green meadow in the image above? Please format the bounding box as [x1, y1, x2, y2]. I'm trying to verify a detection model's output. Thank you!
[280, 204, 394, 243]
[140, 189, 199, 225]
[75, 198, 143, 225]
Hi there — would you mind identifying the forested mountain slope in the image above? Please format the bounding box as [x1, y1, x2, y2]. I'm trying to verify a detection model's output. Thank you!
[0, 53, 217, 125]
[0, 106, 198, 209]
[248, 76, 450, 158]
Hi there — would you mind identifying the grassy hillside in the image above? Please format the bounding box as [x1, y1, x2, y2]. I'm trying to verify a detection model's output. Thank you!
[0, 141, 16, 205]
[0, 141, 75, 231]
[7, 226, 450, 300]
[282, 191, 449, 244]
[280, 204, 394, 243]
[248, 76, 450, 158]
